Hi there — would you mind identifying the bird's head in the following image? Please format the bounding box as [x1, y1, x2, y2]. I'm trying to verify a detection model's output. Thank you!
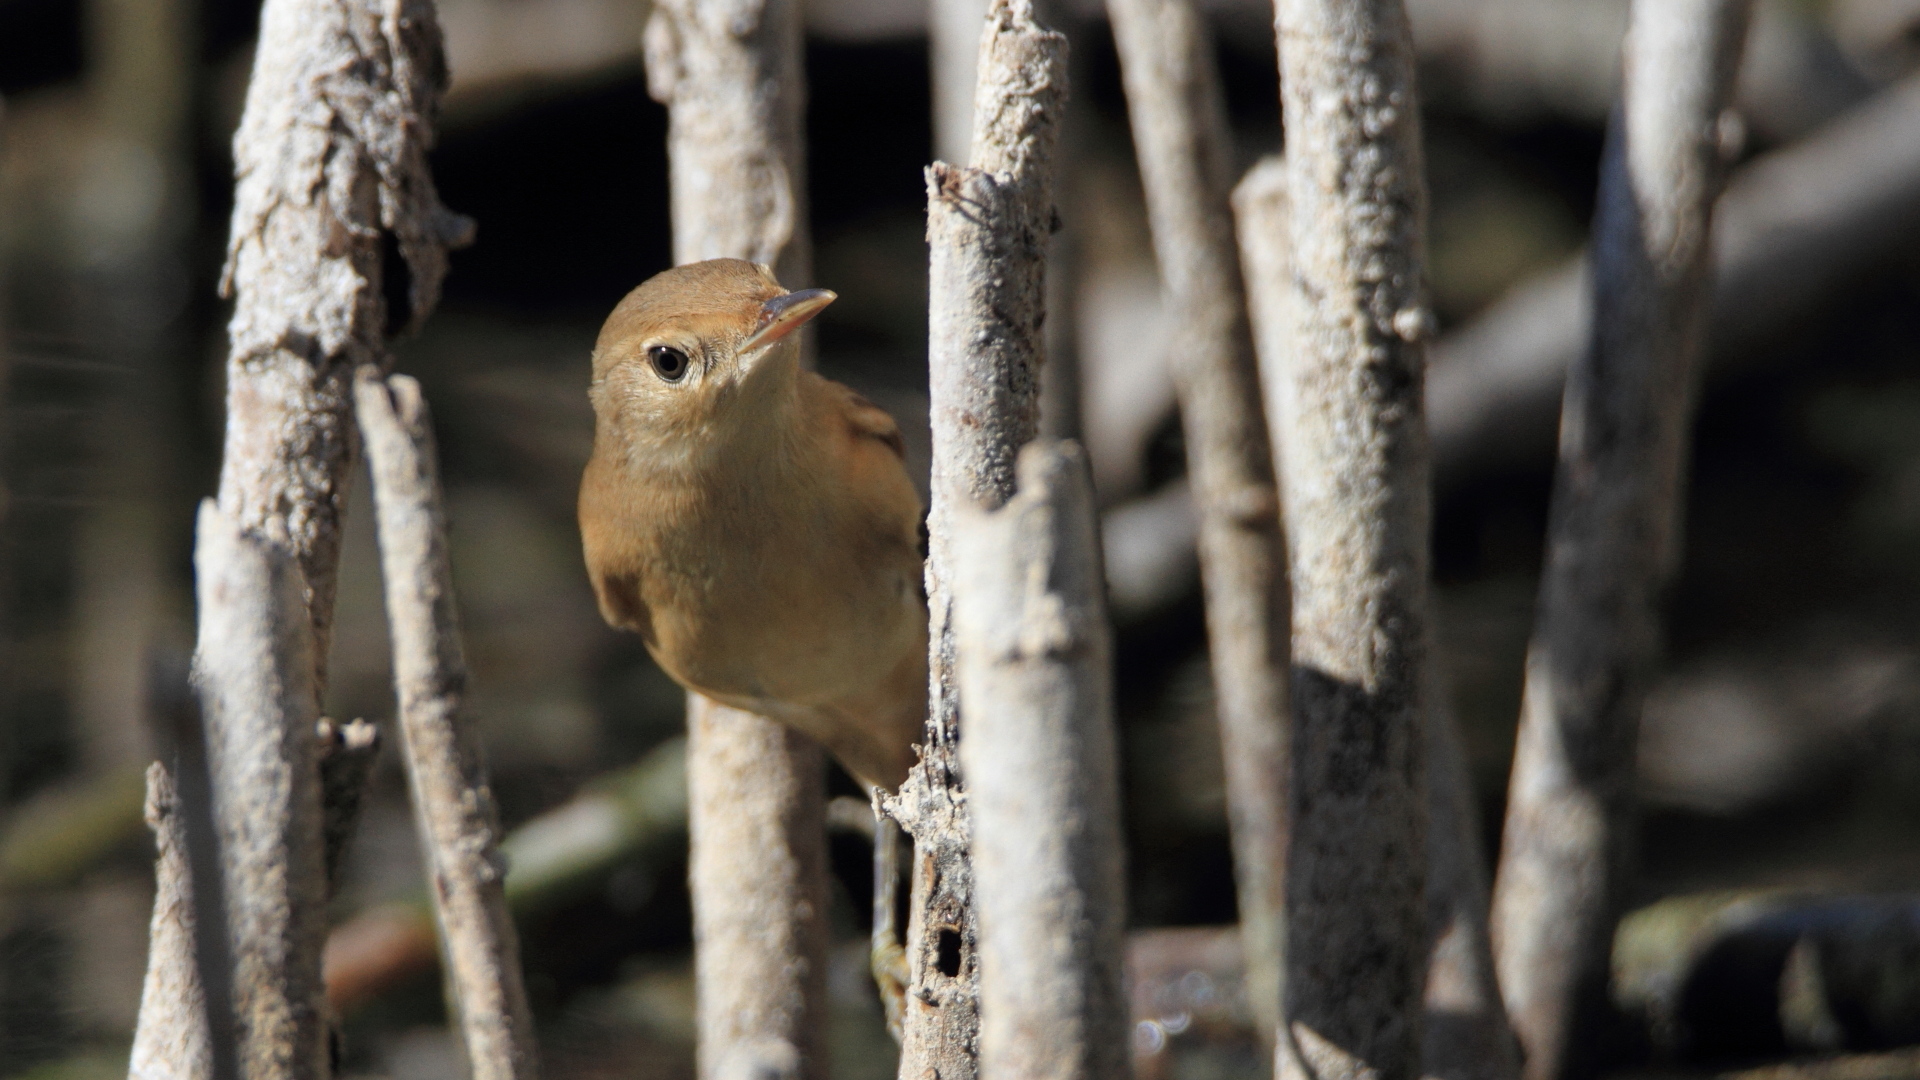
[589, 258, 835, 459]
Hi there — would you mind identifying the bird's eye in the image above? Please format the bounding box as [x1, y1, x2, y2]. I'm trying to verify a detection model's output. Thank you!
[649, 345, 690, 383]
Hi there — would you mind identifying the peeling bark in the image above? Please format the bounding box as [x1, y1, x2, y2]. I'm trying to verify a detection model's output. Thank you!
[886, 3, 1068, 1075]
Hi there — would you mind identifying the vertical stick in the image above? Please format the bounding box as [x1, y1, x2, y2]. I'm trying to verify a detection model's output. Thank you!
[136, 7, 464, 1077]
[1269, 1, 1433, 1077]
[687, 701, 830, 1080]
[131, 661, 240, 1080]
[1106, 0, 1290, 1056]
[643, 0, 827, 1073]
[954, 442, 1127, 1080]
[129, 763, 214, 1080]
[890, 2, 1067, 1075]
[217, 0, 466, 687]
[356, 372, 539, 1080]
[190, 503, 330, 1080]
[1489, 5, 1753, 1079]
[1237, 159, 1519, 1080]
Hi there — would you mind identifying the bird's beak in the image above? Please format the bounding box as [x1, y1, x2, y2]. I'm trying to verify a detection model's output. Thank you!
[740, 288, 836, 357]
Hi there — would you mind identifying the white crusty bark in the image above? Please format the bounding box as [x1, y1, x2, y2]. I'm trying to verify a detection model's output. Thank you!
[189, 504, 330, 1080]
[217, 0, 467, 686]
[357, 372, 538, 1080]
[886, 2, 1068, 1076]
[953, 442, 1127, 1080]
[1268, 2, 1435, 1078]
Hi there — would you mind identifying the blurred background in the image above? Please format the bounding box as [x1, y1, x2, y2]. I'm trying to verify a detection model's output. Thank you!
[5, 0, 1920, 1077]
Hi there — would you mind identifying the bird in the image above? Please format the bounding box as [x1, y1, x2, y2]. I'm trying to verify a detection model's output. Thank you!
[578, 258, 928, 791]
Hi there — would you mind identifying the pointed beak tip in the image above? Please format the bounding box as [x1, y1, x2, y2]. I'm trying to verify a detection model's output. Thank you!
[742, 287, 838, 354]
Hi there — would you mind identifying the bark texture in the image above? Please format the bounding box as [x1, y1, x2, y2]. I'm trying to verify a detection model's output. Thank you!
[887, 2, 1067, 1075]
[130, 763, 214, 1080]
[1236, 155, 1515, 1080]
[645, 0, 807, 278]
[644, 0, 828, 1073]
[1106, 0, 1289, 1056]
[1270, 3, 1434, 1078]
[217, 0, 467, 685]
[190, 503, 330, 1080]
[953, 442, 1127, 1080]
[357, 372, 538, 1080]
[1489, 5, 1754, 1079]
[687, 698, 830, 1080]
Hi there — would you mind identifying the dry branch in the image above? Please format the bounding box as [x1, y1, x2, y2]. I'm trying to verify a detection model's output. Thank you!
[1489, 5, 1754, 1079]
[357, 372, 538, 1080]
[1105, 0, 1288, 1054]
[687, 699, 830, 1080]
[887, 1, 1068, 1074]
[643, 0, 828, 1071]
[1236, 155, 1516, 1080]
[1269, 1, 1434, 1077]
[931, 0, 992, 167]
[130, 762, 218, 1080]
[134, 9, 462, 1072]
[954, 441, 1127, 1080]
[189, 503, 330, 1080]
[217, 0, 466, 684]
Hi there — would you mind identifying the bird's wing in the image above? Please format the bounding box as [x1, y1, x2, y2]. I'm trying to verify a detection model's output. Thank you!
[822, 378, 907, 462]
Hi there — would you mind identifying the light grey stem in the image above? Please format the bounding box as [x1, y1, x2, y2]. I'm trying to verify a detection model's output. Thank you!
[1490, 5, 1755, 1080]
[686, 697, 830, 1080]
[1269, 1, 1434, 1078]
[130, 763, 213, 1080]
[1428, 68, 1920, 495]
[953, 441, 1128, 1080]
[1106, 0, 1289, 1057]
[887, 2, 1067, 1075]
[130, 658, 240, 1080]
[356, 372, 539, 1080]
[190, 502, 330, 1080]
[1237, 154, 1516, 1080]
[216, 0, 466, 689]
[645, 0, 809, 282]
[644, 0, 828, 1073]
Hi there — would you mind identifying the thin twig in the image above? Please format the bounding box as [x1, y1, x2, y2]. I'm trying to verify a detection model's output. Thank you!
[1490, 5, 1755, 1079]
[356, 371, 539, 1080]
[1105, 0, 1289, 1056]
[1428, 68, 1920, 495]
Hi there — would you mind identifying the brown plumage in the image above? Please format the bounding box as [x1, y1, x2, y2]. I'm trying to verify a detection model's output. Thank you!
[578, 259, 926, 790]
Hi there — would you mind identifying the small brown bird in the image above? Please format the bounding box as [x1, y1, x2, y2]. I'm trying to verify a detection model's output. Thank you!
[579, 259, 927, 790]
